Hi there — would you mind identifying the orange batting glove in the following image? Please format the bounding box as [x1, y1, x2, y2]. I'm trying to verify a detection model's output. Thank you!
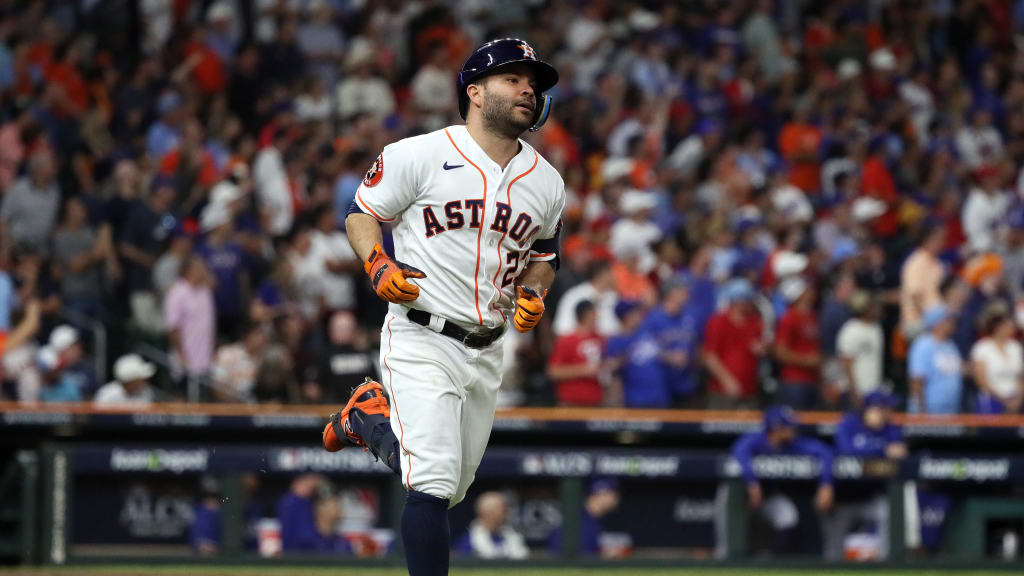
[514, 286, 547, 333]
[364, 243, 427, 303]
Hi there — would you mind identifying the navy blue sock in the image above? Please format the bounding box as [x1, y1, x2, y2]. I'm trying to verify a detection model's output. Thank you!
[353, 411, 402, 475]
[402, 490, 450, 576]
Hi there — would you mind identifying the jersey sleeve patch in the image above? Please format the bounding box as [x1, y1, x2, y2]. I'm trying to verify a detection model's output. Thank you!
[363, 153, 384, 187]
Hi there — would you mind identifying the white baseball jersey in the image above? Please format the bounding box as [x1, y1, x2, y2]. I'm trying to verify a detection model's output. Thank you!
[354, 125, 565, 330]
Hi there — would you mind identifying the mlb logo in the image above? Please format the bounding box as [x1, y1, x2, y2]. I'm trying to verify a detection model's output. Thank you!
[518, 42, 536, 60]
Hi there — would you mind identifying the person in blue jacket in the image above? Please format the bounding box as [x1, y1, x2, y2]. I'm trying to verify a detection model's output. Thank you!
[605, 300, 670, 407]
[547, 477, 621, 557]
[715, 405, 834, 558]
[642, 274, 704, 405]
[835, 391, 907, 459]
[825, 391, 908, 560]
[276, 474, 351, 554]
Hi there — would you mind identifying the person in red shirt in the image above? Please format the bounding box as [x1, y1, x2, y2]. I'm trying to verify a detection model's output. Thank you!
[774, 277, 822, 409]
[548, 300, 605, 406]
[702, 279, 765, 409]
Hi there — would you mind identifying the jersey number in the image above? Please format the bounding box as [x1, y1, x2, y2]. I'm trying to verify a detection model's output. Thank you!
[502, 251, 520, 288]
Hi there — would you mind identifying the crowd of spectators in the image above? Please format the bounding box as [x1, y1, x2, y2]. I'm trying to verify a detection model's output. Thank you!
[1, 0, 1024, 414]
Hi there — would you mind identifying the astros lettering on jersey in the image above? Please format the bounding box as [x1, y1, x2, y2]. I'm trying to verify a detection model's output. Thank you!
[354, 125, 565, 330]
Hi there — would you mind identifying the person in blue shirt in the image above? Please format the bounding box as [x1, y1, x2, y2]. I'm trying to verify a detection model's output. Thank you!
[196, 204, 249, 341]
[642, 274, 703, 405]
[716, 405, 834, 558]
[908, 305, 963, 414]
[835, 391, 907, 459]
[191, 477, 222, 556]
[547, 477, 620, 557]
[605, 300, 670, 407]
[276, 474, 350, 554]
[825, 391, 908, 560]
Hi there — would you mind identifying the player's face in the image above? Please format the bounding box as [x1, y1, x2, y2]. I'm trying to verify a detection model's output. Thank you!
[480, 64, 538, 138]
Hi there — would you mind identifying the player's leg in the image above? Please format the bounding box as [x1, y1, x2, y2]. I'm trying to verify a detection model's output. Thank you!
[381, 313, 470, 576]
[321, 378, 403, 474]
[451, 341, 504, 506]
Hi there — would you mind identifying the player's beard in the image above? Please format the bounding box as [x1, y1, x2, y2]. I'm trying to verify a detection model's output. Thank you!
[481, 91, 533, 139]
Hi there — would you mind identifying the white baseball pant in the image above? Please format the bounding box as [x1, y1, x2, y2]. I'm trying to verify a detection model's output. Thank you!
[378, 308, 504, 507]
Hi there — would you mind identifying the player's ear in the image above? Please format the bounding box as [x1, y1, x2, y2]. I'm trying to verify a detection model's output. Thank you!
[467, 82, 484, 113]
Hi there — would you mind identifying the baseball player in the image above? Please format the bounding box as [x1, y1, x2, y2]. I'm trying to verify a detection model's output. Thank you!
[321, 38, 563, 575]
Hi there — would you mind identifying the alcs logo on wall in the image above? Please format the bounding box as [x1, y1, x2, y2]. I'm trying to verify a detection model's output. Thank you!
[109, 449, 210, 474]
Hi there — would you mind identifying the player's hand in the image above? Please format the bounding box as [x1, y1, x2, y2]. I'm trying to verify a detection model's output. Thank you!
[746, 482, 763, 509]
[815, 484, 834, 512]
[514, 286, 547, 333]
[364, 243, 427, 303]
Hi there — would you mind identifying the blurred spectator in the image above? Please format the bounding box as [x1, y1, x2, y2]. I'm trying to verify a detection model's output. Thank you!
[191, 476, 222, 556]
[335, 38, 395, 121]
[908, 306, 963, 414]
[292, 206, 360, 317]
[955, 108, 1003, 171]
[316, 310, 375, 403]
[94, 353, 156, 407]
[774, 278, 821, 409]
[552, 260, 619, 337]
[121, 177, 178, 334]
[962, 169, 1010, 254]
[1, 151, 60, 253]
[717, 406, 833, 559]
[294, 76, 332, 123]
[606, 299, 664, 408]
[548, 478, 621, 558]
[36, 346, 82, 403]
[146, 92, 184, 161]
[548, 300, 604, 407]
[197, 204, 248, 340]
[411, 42, 456, 132]
[826, 391, 906, 560]
[153, 229, 194, 298]
[164, 256, 216, 396]
[702, 279, 764, 409]
[643, 275, 702, 405]
[610, 190, 662, 274]
[49, 324, 97, 398]
[970, 304, 1023, 414]
[52, 197, 104, 318]
[277, 474, 324, 552]
[900, 227, 947, 338]
[454, 491, 528, 559]
[277, 474, 350, 553]
[253, 128, 294, 238]
[212, 324, 267, 403]
[836, 292, 885, 407]
[297, 0, 344, 89]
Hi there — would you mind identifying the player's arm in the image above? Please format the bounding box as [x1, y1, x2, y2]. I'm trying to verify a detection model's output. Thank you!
[345, 212, 385, 263]
[346, 147, 426, 304]
[514, 183, 565, 333]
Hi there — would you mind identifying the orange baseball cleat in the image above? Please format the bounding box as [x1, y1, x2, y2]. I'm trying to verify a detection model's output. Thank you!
[322, 377, 391, 452]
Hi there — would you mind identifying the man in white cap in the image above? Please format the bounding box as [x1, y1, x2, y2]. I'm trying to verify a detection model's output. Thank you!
[610, 190, 662, 274]
[49, 324, 97, 397]
[95, 354, 156, 406]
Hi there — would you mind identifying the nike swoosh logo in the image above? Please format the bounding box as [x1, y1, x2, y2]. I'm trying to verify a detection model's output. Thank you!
[443, 162, 464, 170]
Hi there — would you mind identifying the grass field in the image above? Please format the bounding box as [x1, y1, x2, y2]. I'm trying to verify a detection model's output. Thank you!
[0, 568, 1020, 576]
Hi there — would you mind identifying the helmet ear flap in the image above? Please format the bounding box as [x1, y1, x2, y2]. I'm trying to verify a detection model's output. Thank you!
[528, 94, 552, 132]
